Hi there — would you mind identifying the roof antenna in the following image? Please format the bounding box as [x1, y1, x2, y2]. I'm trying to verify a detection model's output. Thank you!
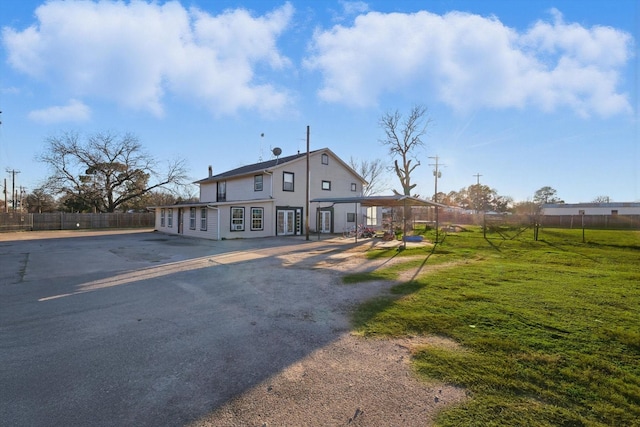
[258, 133, 265, 162]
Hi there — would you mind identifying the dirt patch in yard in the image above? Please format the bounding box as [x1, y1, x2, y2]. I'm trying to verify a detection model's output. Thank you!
[193, 334, 466, 427]
[191, 238, 468, 427]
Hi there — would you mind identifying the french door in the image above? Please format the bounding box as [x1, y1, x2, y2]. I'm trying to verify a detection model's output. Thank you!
[276, 208, 302, 235]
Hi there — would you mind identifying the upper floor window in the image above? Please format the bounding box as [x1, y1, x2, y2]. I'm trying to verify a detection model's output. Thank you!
[322, 180, 331, 191]
[321, 153, 329, 165]
[254, 174, 263, 191]
[283, 172, 294, 191]
[217, 181, 226, 202]
[351, 183, 357, 192]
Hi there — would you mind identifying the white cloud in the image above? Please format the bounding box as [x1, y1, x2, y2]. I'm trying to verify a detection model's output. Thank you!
[2, 0, 294, 117]
[28, 99, 91, 124]
[305, 9, 633, 117]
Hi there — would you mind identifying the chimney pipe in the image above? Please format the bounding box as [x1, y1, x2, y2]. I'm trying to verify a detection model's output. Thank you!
[208, 165, 212, 177]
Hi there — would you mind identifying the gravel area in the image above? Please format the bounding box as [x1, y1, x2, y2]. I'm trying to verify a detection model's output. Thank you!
[193, 334, 467, 426]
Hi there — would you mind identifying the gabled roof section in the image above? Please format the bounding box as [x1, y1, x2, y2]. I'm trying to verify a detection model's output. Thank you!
[195, 148, 367, 185]
[195, 151, 312, 184]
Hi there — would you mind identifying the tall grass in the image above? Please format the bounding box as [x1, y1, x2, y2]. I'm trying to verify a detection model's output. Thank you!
[349, 227, 640, 426]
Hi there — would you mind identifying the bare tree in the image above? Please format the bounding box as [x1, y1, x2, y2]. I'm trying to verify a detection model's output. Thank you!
[592, 195, 611, 203]
[37, 131, 189, 212]
[379, 105, 432, 196]
[348, 156, 387, 196]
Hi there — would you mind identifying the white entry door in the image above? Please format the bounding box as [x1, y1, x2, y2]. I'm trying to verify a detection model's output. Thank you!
[277, 210, 296, 235]
[320, 210, 331, 233]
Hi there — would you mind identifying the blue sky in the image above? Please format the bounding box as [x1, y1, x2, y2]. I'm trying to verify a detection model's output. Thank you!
[0, 0, 637, 204]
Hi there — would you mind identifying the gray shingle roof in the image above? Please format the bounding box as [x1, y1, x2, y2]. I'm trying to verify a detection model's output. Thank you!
[195, 150, 320, 184]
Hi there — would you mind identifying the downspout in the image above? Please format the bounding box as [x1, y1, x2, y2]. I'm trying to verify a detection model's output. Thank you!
[264, 170, 274, 237]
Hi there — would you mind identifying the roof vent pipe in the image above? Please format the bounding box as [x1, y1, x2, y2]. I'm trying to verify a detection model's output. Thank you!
[208, 165, 213, 177]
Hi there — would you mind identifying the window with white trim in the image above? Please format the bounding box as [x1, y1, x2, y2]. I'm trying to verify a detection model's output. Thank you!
[200, 207, 207, 230]
[231, 207, 245, 231]
[251, 207, 264, 230]
[167, 209, 173, 227]
[254, 174, 263, 191]
[189, 207, 196, 229]
[160, 209, 165, 227]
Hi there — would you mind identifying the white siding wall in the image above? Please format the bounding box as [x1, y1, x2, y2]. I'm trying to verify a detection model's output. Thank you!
[270, 151, 365, 233]
[226, 175, 268, 200]
[200, 184, 216, 203]
[200, 174, 273, 202]
[181, 207, 219, 239]
[155, 207, 176, 235]
[154, 206, 219, 240]
[217, 201, 274, 239]
[543, 205, 640, 215]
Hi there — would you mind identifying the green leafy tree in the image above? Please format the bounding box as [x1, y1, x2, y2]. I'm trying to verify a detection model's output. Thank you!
[533, 186, 564, 205]
[448, 186, 512, 212]
[24, 188, 57, 213]
[512, 200, 540, 216]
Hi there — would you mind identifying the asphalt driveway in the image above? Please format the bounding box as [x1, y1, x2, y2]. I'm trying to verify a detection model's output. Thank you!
[0, 230, 395, 426]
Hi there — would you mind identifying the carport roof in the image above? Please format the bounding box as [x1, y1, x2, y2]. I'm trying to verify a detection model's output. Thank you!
[310, 195, 446, 208]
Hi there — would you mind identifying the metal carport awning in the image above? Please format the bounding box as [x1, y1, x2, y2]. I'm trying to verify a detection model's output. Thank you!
[310, 195, 446, 247]
[310, 195, 445, 208]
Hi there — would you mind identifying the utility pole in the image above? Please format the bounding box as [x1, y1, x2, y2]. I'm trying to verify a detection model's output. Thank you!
[6, 168, 20, 211]
[305, 125, 310, 241]
[472, 173, 482, 214]
[429, 156, 443, 242]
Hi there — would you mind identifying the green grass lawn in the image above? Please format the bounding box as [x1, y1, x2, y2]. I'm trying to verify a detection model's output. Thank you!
[348, 227, 640, 426]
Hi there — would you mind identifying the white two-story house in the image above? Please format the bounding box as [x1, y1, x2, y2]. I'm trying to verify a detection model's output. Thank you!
[153, 148, 369, 240]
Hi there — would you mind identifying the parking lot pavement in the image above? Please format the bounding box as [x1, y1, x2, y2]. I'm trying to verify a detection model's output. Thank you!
[0, 230, 385, 426]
